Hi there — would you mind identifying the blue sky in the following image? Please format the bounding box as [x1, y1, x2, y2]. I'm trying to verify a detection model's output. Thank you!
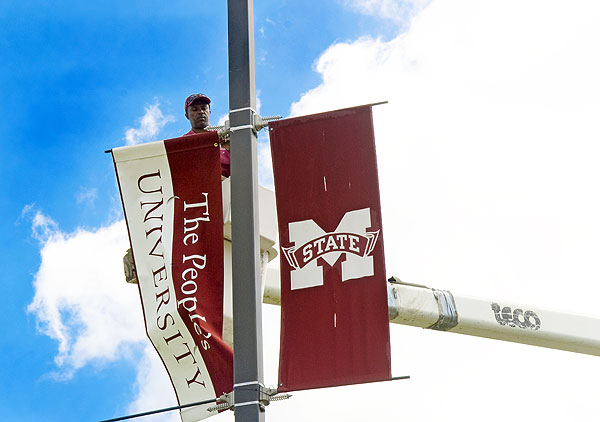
[3, 1, 600, 421]
[1, 1, 402, 420]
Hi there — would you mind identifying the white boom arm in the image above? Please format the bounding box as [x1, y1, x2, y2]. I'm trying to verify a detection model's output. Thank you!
[263, 271, 600, 357]
[127, 180, 600, 357]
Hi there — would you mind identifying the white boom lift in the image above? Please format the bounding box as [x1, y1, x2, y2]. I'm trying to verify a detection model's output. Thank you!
[229, 180, 600, 358]
[125, 179, 600, 358]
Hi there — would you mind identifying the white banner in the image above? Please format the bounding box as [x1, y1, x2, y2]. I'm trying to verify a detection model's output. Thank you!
[112, 132, 233, 421]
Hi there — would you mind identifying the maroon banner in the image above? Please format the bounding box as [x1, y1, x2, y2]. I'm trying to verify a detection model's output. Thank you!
[270, 105, 391, 392]
[164, 132, 234, 399]
[114, 132, 232, 420]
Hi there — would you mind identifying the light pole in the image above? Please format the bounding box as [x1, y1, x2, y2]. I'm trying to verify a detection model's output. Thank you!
[227, 1, 265, 421]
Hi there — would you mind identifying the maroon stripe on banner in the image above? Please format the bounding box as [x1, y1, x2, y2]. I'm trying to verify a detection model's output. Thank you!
[270, 106, 391, 392]
[165, 132, 233, 398]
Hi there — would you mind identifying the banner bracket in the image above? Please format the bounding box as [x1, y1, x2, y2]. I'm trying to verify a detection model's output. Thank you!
[206, 112, 282, 139]
[207, 386, 292, 413]
[207, 393, 234, 412]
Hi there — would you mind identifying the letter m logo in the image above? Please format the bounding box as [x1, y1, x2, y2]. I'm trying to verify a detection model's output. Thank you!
[282, 208, 379, 290]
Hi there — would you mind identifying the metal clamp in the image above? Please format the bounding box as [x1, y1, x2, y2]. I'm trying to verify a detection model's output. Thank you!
[253, 114, 282, 131]
[209, 384, 291, 413]
[206, 392, 233, 413]
[258, 386, 292, 407]
[206, 112, 281, 140]
[427, 289, 459, 331]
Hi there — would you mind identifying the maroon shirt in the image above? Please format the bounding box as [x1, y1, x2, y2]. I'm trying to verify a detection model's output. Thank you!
[183, 129, 230, 177]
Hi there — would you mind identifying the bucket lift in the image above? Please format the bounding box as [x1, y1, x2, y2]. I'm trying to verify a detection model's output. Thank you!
[125, 181, 600, 357]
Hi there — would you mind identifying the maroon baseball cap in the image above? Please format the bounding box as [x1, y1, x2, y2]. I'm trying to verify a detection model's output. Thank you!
[184, 93, 211, 111]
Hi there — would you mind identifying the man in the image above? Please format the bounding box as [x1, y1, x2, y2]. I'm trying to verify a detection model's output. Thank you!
[184, 93, 212, 133]
[183, 93, 230, 177]
[123, 93, 230, 285]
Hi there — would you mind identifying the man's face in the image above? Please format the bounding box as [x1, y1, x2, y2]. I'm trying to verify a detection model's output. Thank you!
[185, 101, 211, 131]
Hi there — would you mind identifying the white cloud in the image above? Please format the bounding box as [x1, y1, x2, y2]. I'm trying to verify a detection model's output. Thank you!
[26, 210, 181, 419]
[76, 187, 98, 205]
[216, 113, 228, 127]
[25, 209, 184, 419]
[257, 137, 274, 190]
[256, 90, 264, 114]
[125, 102, 175, 145]
[126, 344, 179, 422]
[281, 0, 600, 419]
[290, 0, 600, 310]
[22, 205, 60, 243]
[343, 0, 430, 22]
[32, 212, 59, 243]
[26, 2, 600, 420]
[27, 213, 145, 376]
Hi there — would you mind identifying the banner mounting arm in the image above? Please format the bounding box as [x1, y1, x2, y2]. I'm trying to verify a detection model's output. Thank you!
[206, 112, 282, 140]
[206, 386, 292, 413]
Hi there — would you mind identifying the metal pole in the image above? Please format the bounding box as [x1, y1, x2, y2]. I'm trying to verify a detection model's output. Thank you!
[227, 1, 265, 421]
